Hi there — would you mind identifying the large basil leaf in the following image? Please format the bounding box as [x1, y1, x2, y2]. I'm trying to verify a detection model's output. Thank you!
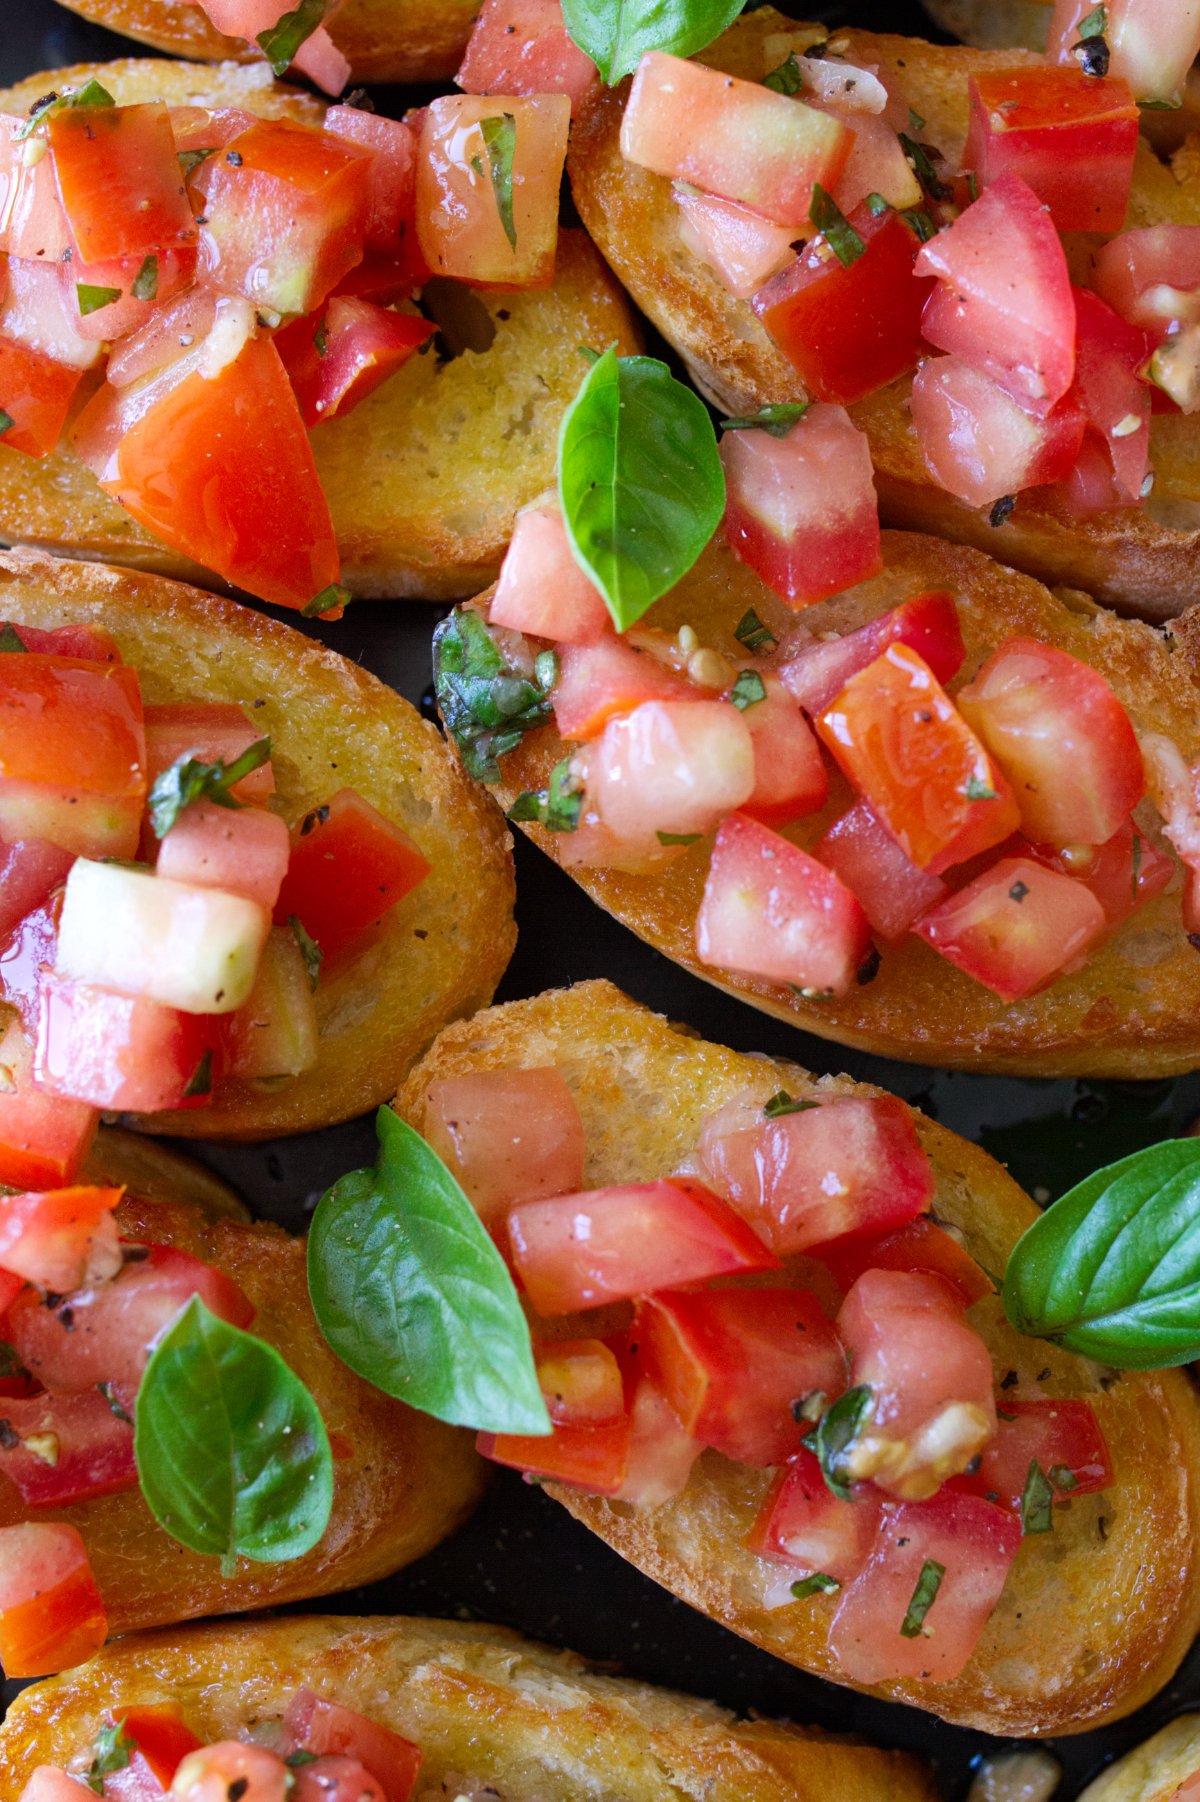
[433, 608, 556, 782]
[562, 0, 747, 83]
[134, 1297, 333, 1569]
[308, 1109, 550, 1434]
[558, 347, 724, 631]
[1002, 1139, 1200, 1367]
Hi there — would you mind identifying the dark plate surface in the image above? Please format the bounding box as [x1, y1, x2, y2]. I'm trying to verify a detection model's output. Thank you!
[4, 5, 1200, 1794]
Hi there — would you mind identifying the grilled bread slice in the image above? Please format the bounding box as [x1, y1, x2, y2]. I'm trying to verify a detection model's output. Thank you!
[1077, 1715, 1200, 1802]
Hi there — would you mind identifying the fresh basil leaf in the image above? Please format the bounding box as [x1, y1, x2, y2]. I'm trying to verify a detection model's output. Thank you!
[134, 1296, 333, 1570]
[656, 829, 702, 846]
[289, 915, 323, 991]
[76, 283, 122, 317]
[0, 411, 14, 440]
[865, 191, 891, 217]
[720, 401, 810, 439]
[965, 774, 998, 801]
[1020, 1458, 1054, 1534]
[1049, 1463, 1079, 1492]
[900, 1558, 945, 1636]
[308, 1108, 550, 1434]
[256, 0, 328, 75]
[1077, 2, 1107, 36]
[478, 114, 518, 252]
[507, 756, 583, 832]
[909, 106, 926, 130]
[562, 0, 746, 84]
[16, 79, 114, 140]
[763, 1089, 818, 1119]
[1002, 1138, 1200, 1366]
[303, 582, 350, 618]
[558, 347, 724, 632]
[179, 147, 215, 176]
[902, 207, 937, 243]
[899, 132, 952, 202]
[814, 1383, 872, 1499]
[730, 669, 766, 711]
[763, 50, 803, 94]
[433, 607, 556, 782]
[286, 1750, 319, 1768]
[791, 1571, 839, 1599]
[0, 624, 26, 653]
[147, 737, 272, 839]
[131, 255, 158, 302]
[809, 184, 864, 268]
[85, 1719, 135, 1794]
[182, 1049, 213, 1100]
[734, 607, 777, 652]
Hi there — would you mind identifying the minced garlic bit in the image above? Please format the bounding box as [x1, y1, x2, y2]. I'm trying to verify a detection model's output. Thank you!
[1111, 413, 1142, 438]
[23, 1432, 60, 1468]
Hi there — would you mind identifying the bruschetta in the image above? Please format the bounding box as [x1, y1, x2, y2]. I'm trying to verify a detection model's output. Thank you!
[0, 58, 639, 603]
[0, 546, 515, 1146]
[395, 980, 1200, 1737]
[447, 526, 1200, 1077]
[0, 1612, 939, 1801]
[568, 8, 1200, 621]
[1076, 1717, 1200, 1802]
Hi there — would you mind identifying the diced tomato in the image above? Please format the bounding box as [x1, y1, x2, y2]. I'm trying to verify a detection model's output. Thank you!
[416, 94, 570, 288]
[587, 700, 755, 849]
[674, 185, 795, 301]
[0, 1387, 136, 1507]
[732, 672, 828, 827]
[1071, 286, 1151, 503]
[49, 101, 195, 262]
[167, 102, 258, 155]
[956, 637, 1143, 845]
[748, 1446, 883, 1579]
[636, 1287, 846, 1467]
[1093, 225, 1200, 338]
[281, 1692, 423, 1802]
[828, 1490, 1021, 1683]
[698, 1093, 934, 1256]
[422, 1066, 585, 1231]
[278, 296, 433, 428]
[490, 494, 611, 645]
[916, 856, 1108, 1000]
[0, 1018, 97, 1192]
[696, 812, 872, 995]
[915, 173, 1075, 414]
[291, 1759, 387, 1802]
[0, 258, 101, 373]
[0, 1522, 106, 1676]
[820, 1216, 995, 1308]
[323, 108, 417, 249]
[60, 246, 198, 345]
[480, 1410, 630, 1493]
[0, 838, 72, 942]
[0, 1186, 120, 1291]
[7, 1242, 253, 1394]
[817, 645, 1019, 873]
[1045, 426, 1133, 516]
[170, 1742, 290, 1802]
[0, 655, 145, 860]
[964, 68, 1138, 234]
[955, 1397, 1111, 1516]
[458, 0, 599, 113]
[1048, 0, 1200, 106]
[104, 336, 342, 614]
[753, 204, 932, 405]
[621, 53, 850, 228]
[272, 788, 430, 963]
[551, 635, 693, 741]
[144, 703, 274, 805]
[157, 802, 290, 912]
[508, 1178, 778, 1314]
[18, 1770, 95, 1802]
[613, 1373, 702, 1506]
[199, 0, 350, 92]
[0, 338, 81, 459]
[779, 590, 965, 719]
[1, 623, 119, 662]
[814, 801, 947, 941]
[108, 1703, 204, 1795]
[0, 116, 72, 262]
[331, 245, 425, 305]
[911, 356, 1086, 508]
[1026, 817, 1173, 929]
[537, 1338, 625, 1425]
[225, 926, 319, 1081]
[34, 973, 225, 1113]
[104, 287, 220, 391]
[0, 886, 60, 1035]
[720, 406, 882, 608]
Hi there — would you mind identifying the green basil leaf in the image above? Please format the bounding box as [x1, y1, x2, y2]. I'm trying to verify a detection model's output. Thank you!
[433, 607, 556, 782]
[303, 582, 350, 618]
[0, 411, 14, 440]
[720, 401, 810, 439]
[179, 147, 215, 176]
[733, 607, 777, 652]
[308, 1109, 550, 1434]
[182, 1049, 214, 1100]
[15, 79, 115, 140]
[98, 1379, 132, 1424]
[866, 191, 891, 216]
[814, 1383, 872, 1499]
[730, 669, 766, 711]
[1002, 1138, 1200, 1366]
[147, 737, 272, 838]
[809, 184, 864, 268]
[85, 1719, 135, 1794]
[965, 774, 999, 802]
[507, 756, 583, 832]
[763, 50, 804, 94]
[289, 915, 324, 991]
[134, 1296, 333, 1570]
[0, 624, 26, 653]
[477, 114, 518, 251]
[900, 1558, 945, 1636]
[656, 829, 702, 846]
[558, 347, 724, 632]
[1020, 1458, 1054, 1535]
[256, 0, 328, 75]
[899, 131, 952, 202]
[562, 0, 746, 84]
[131, 255, 158, 302]
[76, 283, 122, 317]
[763, 1089, 818, 1119]
[791, 1571, 839, 1599]
[1077, 3, 1107, 36]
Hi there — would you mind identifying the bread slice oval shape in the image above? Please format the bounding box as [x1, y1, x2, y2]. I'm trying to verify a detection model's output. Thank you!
[1076, 1715, 1200, 1802]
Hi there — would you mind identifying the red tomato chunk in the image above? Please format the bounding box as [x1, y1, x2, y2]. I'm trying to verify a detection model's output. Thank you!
[0, 1521, 107, 1677]
[278, 297, 434, 429]
[0, 340, 82, 459]
[821, 1216, 994, 1308]
[955, 1397, 1111, 1513]
[281, 1691, 424, 1802]
[911, 356, 1085, 509]
[0, 656, 146, 860]
[490, 494, 611, 645]
[457, 0, 599, 114]
[422, 1066, 585, 1231]
[964, 67, 1139, 234]
[749, 1445, 883, 1580]
[0, 1387, 137, 1508]
[49, 102, 196, 262]
[34, 973, 225, 1113]
[0, 1018, 97, 1192]
[0, 837, 72, 943]
[552, 636, 693, 741]
[480, 1411, 630, 1494]
[0, 1185, 121, 1293]
[108, 1703, 204, 1795]
[416, 95, 570, 289]
[143, 703, 274, 805]
[734, 672, 828, 827]
[1027, 818, 1173, 930]
[916, 856, 1108, 999]
[814, 801, 947, 941]
[273, 788, 431, 963]
[779, 589, 965, 718]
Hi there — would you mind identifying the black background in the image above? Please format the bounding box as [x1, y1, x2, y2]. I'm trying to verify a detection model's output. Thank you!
[5, 4, 1200, 1793]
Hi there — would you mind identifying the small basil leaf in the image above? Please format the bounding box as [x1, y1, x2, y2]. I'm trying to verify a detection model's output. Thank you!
[131, 255, 158, 302]
[85, 1719, 135, 1794]
[814, 1383, 873, 1499]
[763, 51, 804, 94]
[134, 1296, 333, 1569]
[0, 411, 15, 440]
[656, 829, 702, 846]
[478, 114, 518, 251]
[303, 582, 350, 618]
[763, 1090, 818, 1119]
[15, 79, 114, 140]
[1002, 1138, 1200, 1367]
[1077, 3, 1107, 36]
[729, 669, 766, 711]
[507, 756, 583, 832]
[147, 738, 272, 838]
[1020, 1458, 1054, 1534]
[900, 1558, 945, 1636]
[558, 346, 724, 632]
[289, 915, 324, 991]
[433, 607, 556, 782]
[308, 1109, 550, 1434]
[256, 0, 328, 75]
[562, 0, 745, 84]
[76, 283, 122, 316]
[809, 184, 864, 268]
[179, 147, 215, 176]
[791, 1571, 839, 1599]
[0, 624, 26, 653]
[720, 402, 810, 439]
[733, 607, 777, 652]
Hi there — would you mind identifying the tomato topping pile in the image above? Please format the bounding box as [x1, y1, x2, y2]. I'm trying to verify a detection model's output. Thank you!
[434, 1065, 1110, 1685]
[0, 632, 429, 1177]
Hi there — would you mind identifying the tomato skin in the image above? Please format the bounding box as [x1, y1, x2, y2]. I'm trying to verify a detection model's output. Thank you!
[613, 1372, 702, 1505]
[157, 802, 290, 912]
[819, 1216, 995, 1308]
[480, 1411, 631, 1493]
[458, 0, 599, 114]
[674, 185, 795, 301]
[0, 838, 72, 942]
[422, 1066, 585, 1232]
[277, 296, 434, 428]
[292, 1758, 387, 1802]
[0, 116, 72, 262]
[0, 257, 101, 373]
[537, 1338, 625, 1425]
[748, 1445, 883, 1580]
[916, 855, 1108, 1000]
[18, 1769, 95, 1802]
[0, 1018, 97, 1193]
[0, 887, 60, 1036]
[0, 1521, 107, 1677]
[0, 1387, 137, 1507]
[734, 672, 828, 827]
[105, 336, 341, 614]
[1026, 817, 1173, 930]
[490, 493, 611, 645]
[34, 973, 224, 1114]
[587, 700, 756, 848]
[0, 337, 81, 459]
[814, 800, 948, 941]
[954, 1397, 1111, 1513]
[1071, 286, 1152, 503]
[779, 590, 965, 719]
[0, 655, 145, 860]
[911, 355, 1086, 509]
[965, 68, 1138, 234]
[281, 1692, 423, 1802]
[144, 702, 274, 806]
[508, 1177, 779, 1315]
[323, 107, 418, 249]
[0, 1186, 121, 1293]
[552, 635, 694, 741]
[49, 102, 196, 263]
[635, 1287, 846, 1467]
[1, 623, 119, 662]
[753, 205, 932, 405]
[272, 788, 431, 963]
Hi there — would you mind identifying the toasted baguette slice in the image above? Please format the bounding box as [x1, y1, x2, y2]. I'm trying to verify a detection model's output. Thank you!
[0, 61, 641, 602]
[49, 0, 479, 83]
[477, 528, 1200, 1078]
[396, 981, 1200, 1737]
[570, 9, 1200, 622]
[1077, 1716, 1200, 1802]
[0, 547, 515, 1137]
[0, 1613, 939, 1802]
[0, 1194, 483, 1637]
[79, 1127, 249, 1221]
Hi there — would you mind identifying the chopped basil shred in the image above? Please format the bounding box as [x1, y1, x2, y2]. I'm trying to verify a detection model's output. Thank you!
[286, 1750, 320, 1769]
[477, 114, 519, 252]
[720, 402, 810, 439]
[965, 774, 999, 801]
[433, 607, 557, 783]
[76, 283, 122, 317]
[16, 79, 114, 140]
[182, 1050, 214, 1100]
[657, 829, 703, 846]
[178, 147, 215, 176]
[290, 916, 324, 991]
[909, 106, 926, 130]
[561, 0, 746, 85]
[865, 191, 891, 217]
[85, 1719, 135, 1794]
[763, 51, 804, 94]
[791, 1571, 840, 1599]
[147, 737, 272, 838]
[0, 411, 13, 439]
[313, 314, 329, 357]
[131, 255, 158, 302]
[98, 1380, 132, 1425]
[734, 608, 777, 653]
[0, 625, 25, 653]
[810, 183, 865, 267]
[902, 207, 937, 243]
[1050, 1463, 1080, 1492]
[900, 1558, 945, 1636]
[730, 669, 766, 711]
[256, 0, 329, 75]
[507, 757, 583, 832]
[303, 583, 350, 618]
[764, 1090, 818, 1119]
[814, 1383, 873, 1499]
[1020, 1458, 1055, 1534]
[1077, 3, 1107, 36]
[899, 132, 952, 202]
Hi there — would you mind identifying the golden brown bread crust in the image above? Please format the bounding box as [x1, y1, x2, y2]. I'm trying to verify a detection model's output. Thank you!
[0, 547, 516, 1137]
[396, 982, 1200, 1736]
[569, 10, 1200, 622]
[0, 1197, 484, 1637]
[1077, 1716, 1200, 1802]
[79, 1128, 250, 1221]
[477, 528, 1200, 1078]
[0, 61, 641, 603]
[0, 1614, 940, 1802]
[49, 0, 479, 83]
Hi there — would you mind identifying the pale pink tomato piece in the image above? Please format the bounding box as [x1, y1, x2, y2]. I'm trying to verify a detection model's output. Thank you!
[731, 670, 828, 827]
[416, 94, 570, 288]
[0, 1387, 138, 1508]
[551, 636, 693, 741]
[104, 287, 219, 389]
[0, 1018, 97, 1193]
[1171, 1780, 1200, 1802]
[225, 926, 319, 1081]
[829, 111, 921, 214]
[457, 0, 599, 114]
[917, 856, 1108, 1000]
[490, 493, 611, 644]
[143, 702, 274, 804]
[555, 812, 686, 877]
[911, 355, 1086, 508]
[1093, 225, 1200, 338]
[0, 258, 101, 372]
[620, 52, 851, 228]
[156, 802, 290, 911]
[508, 1177, 779, 1315]
[19, 1770, 92, 1802]
[964, 67, 1139, 234]
[59, 246, 198, 345]
[422, 1066, 585, 1230]
[0, 838, 72, 942]
[721, 406, 882, 608]
[697, 811, 872, 995]
[1140, 732, 1200, 879]
[613, 1374, 702, 1506]
[956, 636, 1144, 845]
[0, 888, 59, 1036]
[1047, 0, 1200, 105]
[323, 107, 417, 248]
[748, 1446, 883, 1579]
[1071, 286, 1151, 502]
[198, 0, 350, 92]
[814, 801, 947, 941]
[167, 103, 258, 154]
[698, 1092, 934, 1256]
[915, 172, 1075, 414]
[281, 1691, 423, 1802]
[172, 1742, 290, 1802]
[1026, 817, 1173, 931]
[828, 1489, 1021, 1683]
[33, 973, 224, 1114]
[1046, 427, 1132, 516]
[636, 1286, 845, 1467]
[779, 589, 965, 718]
[587, 699, 755, 847]
[0, 1185, 121, 1292]
[292, 1759, 387, 1802]
[673, 185, 795, 301]
[0, 1521, 107, 1677]
[0, 117, 72, 262]
[954, 1397, 1111, 1514]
